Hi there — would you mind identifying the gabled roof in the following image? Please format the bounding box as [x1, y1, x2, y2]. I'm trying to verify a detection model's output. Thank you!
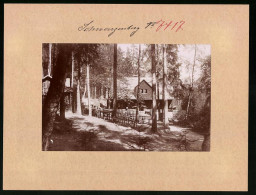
[42, 75, 52, 82]
[118, 76, 174, 100]
[137, 79, 152, 89]
[118, 76, 152, 90]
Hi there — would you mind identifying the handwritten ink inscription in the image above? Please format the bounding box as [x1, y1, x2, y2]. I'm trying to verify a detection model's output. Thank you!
[78, 20, 185, 37]
[145, 20, 185, 32]
[78, 21, 140, 37]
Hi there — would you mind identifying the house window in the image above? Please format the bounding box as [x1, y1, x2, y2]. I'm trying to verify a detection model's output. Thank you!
[140, 89, 148, 94]
[65, 78, 70, 87]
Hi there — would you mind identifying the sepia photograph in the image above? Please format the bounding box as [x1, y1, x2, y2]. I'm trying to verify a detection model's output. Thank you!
[42, 43, 211, 151]
[3, 3, 250, 191]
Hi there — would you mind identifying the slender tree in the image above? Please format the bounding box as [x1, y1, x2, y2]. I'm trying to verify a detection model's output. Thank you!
[71, 51, 77, 113]
[201, 95, 210, 151]
[76, 60, 82, 115]
[42, 44, 71, 151]
[71, 51, 74, 88]
[112, 44, 117, 118]
[163, 44, 168, 127]
[72, 44, 100, 115]
[156, 44, 161, 121]
[76, 80, 82, 115]
[86, 63, 92, 116]
[198, 55, 211, 151]
[94, 85, 97, 99]
[185, 45, 197, 120]
[60, 94, 66, 119]
[100, 85, 103, 99]
[59, 44, 67, 119]
[151, 44, 157, 132]
[135, 44, 141, 125]
[48, 43, 52, 76]
[156, 72, 161, 121]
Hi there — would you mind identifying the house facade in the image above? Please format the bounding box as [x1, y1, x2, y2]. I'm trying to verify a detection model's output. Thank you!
[115, 77, 181, 121]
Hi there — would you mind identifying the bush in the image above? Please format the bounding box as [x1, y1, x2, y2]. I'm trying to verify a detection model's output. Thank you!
[189, 102, 210, 133]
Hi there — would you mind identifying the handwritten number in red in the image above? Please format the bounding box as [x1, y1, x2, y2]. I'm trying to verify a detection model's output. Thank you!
[154, 20, 185, 32]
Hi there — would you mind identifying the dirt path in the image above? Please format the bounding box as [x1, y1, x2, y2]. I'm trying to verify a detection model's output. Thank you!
[48, 112, 204, 151]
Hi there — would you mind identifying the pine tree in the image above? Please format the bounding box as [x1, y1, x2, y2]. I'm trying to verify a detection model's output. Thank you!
[163, 44, 168, 127]
[151, 44, 157, 132]
[113, 44, 117, 118]
[135, 44, 141, 125]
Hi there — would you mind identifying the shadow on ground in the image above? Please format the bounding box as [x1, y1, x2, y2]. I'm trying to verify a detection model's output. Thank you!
[48, 113, 204, 151]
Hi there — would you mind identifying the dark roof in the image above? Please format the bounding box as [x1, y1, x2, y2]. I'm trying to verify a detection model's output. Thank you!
[118, 76, 174, 100]
[138, 79, 152, 89]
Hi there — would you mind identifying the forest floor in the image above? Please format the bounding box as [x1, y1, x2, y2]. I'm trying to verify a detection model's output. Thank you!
[48, 111, 204, 151]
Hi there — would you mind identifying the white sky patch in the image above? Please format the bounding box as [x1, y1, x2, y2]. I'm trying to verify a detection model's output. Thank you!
[178, 44, 211, 83]
[118, 44, 140, 51]
[117, 44, 211, 83]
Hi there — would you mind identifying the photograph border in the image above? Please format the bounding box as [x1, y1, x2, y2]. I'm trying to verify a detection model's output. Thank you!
[1, 0, 255, 194]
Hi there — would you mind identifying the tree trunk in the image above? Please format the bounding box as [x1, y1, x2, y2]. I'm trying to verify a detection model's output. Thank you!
[42, 44, 71, 151]
[136, 44, 141, 124]
[113, 44, 117, 118]
[156, 44, 160, 121]
[83, 82, 86, 99]
[94, 85, 97, 99]
[71, 51, 76, 113]
[157, 76, 160, 121]
[185, 45, 197, 120]
[86, 64, 92, 116]
[202, 95, 211, 151]
[72, 86, 77, 113]
[76, 61, 82, 115]
[101, 85, 103, 98]
[107, 88, 110, 109]
[83, 60, 87, 100]
[186, 92, 192, 120]
[151, 44, 157, 133]
[71, 51, 74, 88]
[60, 94, 66, 120]
[163, 44, 168, 127]
[76, 80, 82, 115]
[48, 43, 52, 76]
